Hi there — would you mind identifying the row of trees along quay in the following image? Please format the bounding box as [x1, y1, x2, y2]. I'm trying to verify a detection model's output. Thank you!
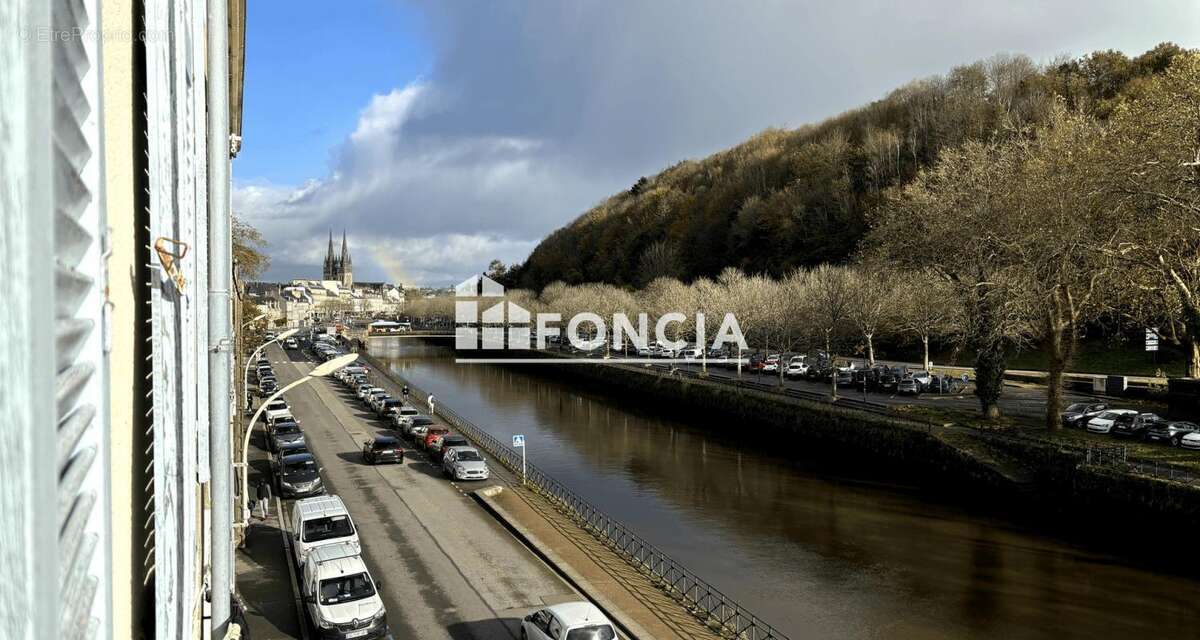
[407, 52, 1200, 432]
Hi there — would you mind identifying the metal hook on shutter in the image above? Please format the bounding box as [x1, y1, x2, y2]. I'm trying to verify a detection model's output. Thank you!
[154, 237, 190, 293]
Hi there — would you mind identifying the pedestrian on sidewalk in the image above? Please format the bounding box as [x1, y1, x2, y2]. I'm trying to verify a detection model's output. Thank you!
[401, 384, 409, 400]
[255, 480, 270, 519]
[427, 393, 436, 415]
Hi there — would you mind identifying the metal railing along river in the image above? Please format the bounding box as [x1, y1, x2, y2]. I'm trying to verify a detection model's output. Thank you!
[370, 361, 791, 640]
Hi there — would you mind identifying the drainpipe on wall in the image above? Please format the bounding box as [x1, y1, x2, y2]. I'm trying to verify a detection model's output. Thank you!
[207, 0, 233, 636]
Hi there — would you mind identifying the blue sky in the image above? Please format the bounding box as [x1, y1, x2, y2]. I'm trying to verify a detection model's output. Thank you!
[237, 1, 430, 184]
[234, 1, 1199, 287]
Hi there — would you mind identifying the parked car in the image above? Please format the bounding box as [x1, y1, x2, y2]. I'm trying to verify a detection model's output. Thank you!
[274, 440, 311, 463]
[878, 366, 905, 392]
[262, 399, 291, 424]
[834, 370, 853, 387]
[299, 542, 389, 640]
[1086, 409, 1139, 434]
[421, 427, 452, 451]
[276, 453, 324, 498]
[401, 415, 436, 440]
[442, 447, 490, 481]
[389, 405, 420, 427]
[1060, 402, 1109, 429]
[361, 436, 404, 465]
[367, 392, 391, 414]
[258, 379, 278, 396]
[1146, 420, 1200, 447]
[785, 361, 809, 378]
[270, 423, 305, 453]
[1111, 412, 1165, 440]
[377, 398, 405, 418]
[1181, 432, 1200, 450]
[896, 377, 921, 396]
[909, 369, 932, 389]
[364, 389, 388, 408]
[291, 495, 360, 568]
[521, 602, 617, 640]
[430, 434, 469, 463]
[284, 337, 299, 350]
[359, 386, 384, 402]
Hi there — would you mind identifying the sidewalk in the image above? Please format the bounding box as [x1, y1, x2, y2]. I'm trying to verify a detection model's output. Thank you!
[477, 485, 726, 640]
[235, 441, 305, 639]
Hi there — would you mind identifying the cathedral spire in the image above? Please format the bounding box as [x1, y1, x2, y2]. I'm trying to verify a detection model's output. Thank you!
[341, 229, 351, 266]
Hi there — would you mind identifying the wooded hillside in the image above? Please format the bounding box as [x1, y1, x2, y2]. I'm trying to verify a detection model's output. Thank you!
[506, 44, 1185, 291]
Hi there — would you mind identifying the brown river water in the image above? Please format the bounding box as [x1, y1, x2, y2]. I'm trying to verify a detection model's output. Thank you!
[372, 339, 1199, 639]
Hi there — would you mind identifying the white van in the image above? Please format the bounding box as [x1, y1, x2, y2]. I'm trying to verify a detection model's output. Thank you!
[292, 495, 361, 567]
[300, 542, 389, 639]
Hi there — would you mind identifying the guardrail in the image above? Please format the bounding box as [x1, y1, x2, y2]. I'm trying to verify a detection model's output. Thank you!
[369, 361, 791, 640]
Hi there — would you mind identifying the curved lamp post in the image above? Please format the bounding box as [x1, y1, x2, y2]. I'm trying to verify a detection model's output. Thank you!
[238, 352, 359, 527]
[241, 312, 268, 330]
[242, 328, 299, 413]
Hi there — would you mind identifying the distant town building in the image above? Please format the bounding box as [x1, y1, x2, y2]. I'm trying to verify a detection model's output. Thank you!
[322, 229, 354, 288]
[245, 242, 405, 327]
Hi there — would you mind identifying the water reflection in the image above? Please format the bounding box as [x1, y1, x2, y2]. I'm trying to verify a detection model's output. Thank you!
[374, 339, 1200, 639]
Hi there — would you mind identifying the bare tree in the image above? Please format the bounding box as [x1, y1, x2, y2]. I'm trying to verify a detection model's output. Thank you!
[1102, 52, 1200, 377]
[799, 265, 854, 399]
[893, 271, 963, 370]
[846, 266, 897, 367]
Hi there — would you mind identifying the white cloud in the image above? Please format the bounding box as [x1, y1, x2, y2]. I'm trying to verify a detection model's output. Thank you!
[236, 0, 1198, 286]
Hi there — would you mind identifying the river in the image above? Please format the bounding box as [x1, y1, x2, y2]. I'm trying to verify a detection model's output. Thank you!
[372, 338, 1199, 639]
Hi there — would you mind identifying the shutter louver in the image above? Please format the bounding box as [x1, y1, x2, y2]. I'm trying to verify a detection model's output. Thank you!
[51, 0, 110, 637]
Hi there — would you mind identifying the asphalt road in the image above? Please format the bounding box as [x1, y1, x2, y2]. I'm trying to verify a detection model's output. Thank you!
[261, 344, 576, 639]
[547, 346, 1125, 421]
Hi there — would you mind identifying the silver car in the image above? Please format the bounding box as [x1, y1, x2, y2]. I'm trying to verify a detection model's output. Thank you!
[442, 447, 490, 481]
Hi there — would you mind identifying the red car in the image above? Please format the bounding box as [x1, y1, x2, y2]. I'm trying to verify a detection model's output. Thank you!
[422, 426, 451, 451]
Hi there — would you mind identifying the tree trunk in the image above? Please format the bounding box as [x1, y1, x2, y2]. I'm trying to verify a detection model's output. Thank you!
[827, 333, 837, 400]
[865, 333, 875, 367]
[1045, 344, 1067, 431]
[1190, 337, 1200, 379]
[921, 334, 930, 370]
[1044, 286, 1079, 431]
[974, 344, 1006, 420]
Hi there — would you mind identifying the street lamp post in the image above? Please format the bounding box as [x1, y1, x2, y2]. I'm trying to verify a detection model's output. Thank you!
[242, 328, 299, 413]
[237, 352, 359, 527]
[241, 312, 268, 330]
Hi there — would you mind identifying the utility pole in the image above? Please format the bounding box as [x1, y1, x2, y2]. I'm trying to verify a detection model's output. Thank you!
[207, 0, 233, 635]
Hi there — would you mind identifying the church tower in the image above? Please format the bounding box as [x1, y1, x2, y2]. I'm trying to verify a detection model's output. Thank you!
[322, 229, 337, 281]
[339, 229, 353, 288]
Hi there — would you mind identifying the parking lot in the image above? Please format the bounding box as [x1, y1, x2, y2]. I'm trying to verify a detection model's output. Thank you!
[243, 342, 580, 639]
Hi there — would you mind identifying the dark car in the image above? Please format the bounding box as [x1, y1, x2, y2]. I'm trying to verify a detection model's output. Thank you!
[1146, 420, 1199, 446]
[430, 434, 470, 463]
[270, 423, 305, 453]
[1060, 402, 1108, 429]
[276, 453, 323, 498]
[879, 367, 906, 392]
[362, 436, 404, 465]
[1111, 412, 1164, 440]
[275, 440, 311, 461]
